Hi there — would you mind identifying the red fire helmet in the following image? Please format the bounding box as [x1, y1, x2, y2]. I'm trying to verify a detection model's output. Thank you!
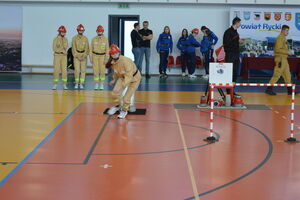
[58, 25, 67, 33]
[109, 44, 121, 55]
[77, 24, 85, 31]
[96, 25, 104, 33]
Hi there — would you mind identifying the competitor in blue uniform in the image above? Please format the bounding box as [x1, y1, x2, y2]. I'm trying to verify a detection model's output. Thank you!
[177, 29, 189, 76]
[201, 26, 218, 79]
[156, 26, 173, 78]
[186, 28, 202, 78]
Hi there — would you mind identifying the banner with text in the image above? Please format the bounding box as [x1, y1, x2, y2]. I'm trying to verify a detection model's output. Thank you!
[230, 8, 300, 57]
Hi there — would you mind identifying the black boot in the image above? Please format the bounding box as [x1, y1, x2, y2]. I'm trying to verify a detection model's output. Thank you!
[287, 87, 298, 95]
[265, 86, 276, 95]
[145, 74, 151, 79]
[287, 87, 292, 95]
[226, 88, 230, 94]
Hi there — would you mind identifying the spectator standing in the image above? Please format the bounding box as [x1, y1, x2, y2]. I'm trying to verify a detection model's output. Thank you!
[156, 26, 173, 78]
[200, 26, 218, 79]
[130, 23, 143, 71]
[186, 28, 202, 78]
[138, 21, 153, 79]
[177, 28, 189, 76]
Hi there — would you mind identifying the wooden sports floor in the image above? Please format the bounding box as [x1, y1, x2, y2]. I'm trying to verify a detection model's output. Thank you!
[0, 74, 300, 200]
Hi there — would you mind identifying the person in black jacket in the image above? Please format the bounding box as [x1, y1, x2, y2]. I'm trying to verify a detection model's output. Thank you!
[223, 17, 244, 83]
[139, 21, 153, 79]
[131, 23, 143, 71]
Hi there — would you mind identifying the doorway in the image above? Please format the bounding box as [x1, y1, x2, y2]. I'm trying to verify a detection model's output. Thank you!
[108, 15, 139, 60]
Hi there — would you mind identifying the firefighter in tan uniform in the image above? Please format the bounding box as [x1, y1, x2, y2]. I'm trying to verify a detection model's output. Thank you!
[265, 25, 296, 95]
[107, 44, 141, 119]
[52, 25, 68, 90]
[72, 24, 89, 89]
[90, 25, 109, 90]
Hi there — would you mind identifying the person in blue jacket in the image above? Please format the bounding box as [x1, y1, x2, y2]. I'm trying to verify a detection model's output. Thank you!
[201, 26, 218, 79]
[156, 26, 173, 78]
[186, 28, 202, 78]
[177, 29, 189, 77]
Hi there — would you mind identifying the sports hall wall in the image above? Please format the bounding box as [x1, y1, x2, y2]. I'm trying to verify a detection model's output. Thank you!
[0, 2, 299, 74]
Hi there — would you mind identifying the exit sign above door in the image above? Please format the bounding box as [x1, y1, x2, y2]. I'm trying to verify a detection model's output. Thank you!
[119, 4, 129, 8]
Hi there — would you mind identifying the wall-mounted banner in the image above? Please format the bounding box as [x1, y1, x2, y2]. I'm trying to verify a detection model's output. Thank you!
[231, 8, 300, 57]
[0, 6, 22, 71]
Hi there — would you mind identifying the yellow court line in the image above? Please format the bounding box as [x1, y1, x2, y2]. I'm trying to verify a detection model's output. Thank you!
[174, 109, 200, 200]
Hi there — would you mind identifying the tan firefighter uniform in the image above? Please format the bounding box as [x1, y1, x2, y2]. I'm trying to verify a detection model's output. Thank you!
[90, 35, 109, 83]
[53, 35, 68, 83]
[269, 33, 291, 84]
[111, 55, 141, 110]
[72, 35, 89, 84]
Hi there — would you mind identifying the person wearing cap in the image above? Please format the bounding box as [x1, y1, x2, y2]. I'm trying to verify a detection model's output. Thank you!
[177, 28, 189, 77]
[186, 28, 202, 78]
[90, 25, 109, 90]
[200, 26, 218, 79]
[156, 26, 173, 78]
[72, 24, 89, 89]
[52, 25, 68, 90]
[106, 44, 141, 119]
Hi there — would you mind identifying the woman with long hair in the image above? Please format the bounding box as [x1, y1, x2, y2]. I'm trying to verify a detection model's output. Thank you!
[177, 28, 189, 76]
[200, 26, 218, 79]
[156, 26, 173, 78]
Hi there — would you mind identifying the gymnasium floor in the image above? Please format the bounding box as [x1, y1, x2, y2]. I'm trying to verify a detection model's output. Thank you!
[0, 73, 299, 200]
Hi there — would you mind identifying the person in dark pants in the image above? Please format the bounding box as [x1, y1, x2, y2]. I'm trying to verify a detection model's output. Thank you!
[139, 21, 153, 79]
[67, 47, 74, 70]
[130, 23, 143, 71]
[200, 31, 211, 80]
[223, 17, 245, 95]
[223, 17, 244, 83]
[156, 26, 173, 78]
[186, 28, 202, 78]
[200, 26, 218, 79]
[177, 28, 189, 76]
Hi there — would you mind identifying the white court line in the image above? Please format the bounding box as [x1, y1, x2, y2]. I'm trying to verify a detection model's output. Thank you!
[174, 109, 200, 200]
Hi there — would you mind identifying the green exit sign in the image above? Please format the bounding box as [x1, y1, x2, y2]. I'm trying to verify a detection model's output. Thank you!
[119, 4, 129, 8]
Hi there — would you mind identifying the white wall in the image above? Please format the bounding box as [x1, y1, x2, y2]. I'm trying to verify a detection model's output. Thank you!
[0, 2, 299, 74]
[21, 3, 230, 74]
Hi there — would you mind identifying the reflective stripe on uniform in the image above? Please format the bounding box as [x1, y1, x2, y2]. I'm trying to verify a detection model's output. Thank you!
[123, 105, 130, 110]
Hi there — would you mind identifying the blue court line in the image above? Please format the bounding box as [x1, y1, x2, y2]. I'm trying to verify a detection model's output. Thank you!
[0, 103, 82, 187]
